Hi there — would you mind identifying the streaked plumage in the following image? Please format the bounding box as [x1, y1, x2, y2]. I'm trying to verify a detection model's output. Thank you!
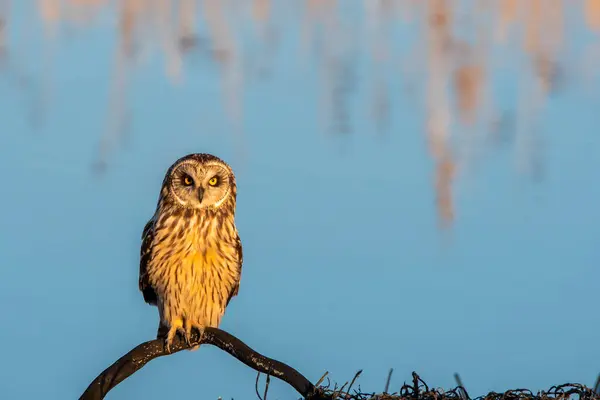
[139, 153, 242, 351]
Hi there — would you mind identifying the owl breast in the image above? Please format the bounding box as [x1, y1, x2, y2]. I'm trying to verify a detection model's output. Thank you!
[148, 213, 241, 330]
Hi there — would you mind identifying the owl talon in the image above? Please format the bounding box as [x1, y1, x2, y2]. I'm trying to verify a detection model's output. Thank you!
[196, 326, 206, 340]
[164, 337, 173, 354]
[183, 320, 193, 347]
[164, 331, 177, 353]
[193, 326, 206, 342]
[164, 318, 185, 353]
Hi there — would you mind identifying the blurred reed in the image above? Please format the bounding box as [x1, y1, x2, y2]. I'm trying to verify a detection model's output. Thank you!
[2, 0, 600, 227]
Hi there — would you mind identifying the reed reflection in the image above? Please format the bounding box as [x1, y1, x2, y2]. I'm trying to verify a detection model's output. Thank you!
[1, 0, 598, 227]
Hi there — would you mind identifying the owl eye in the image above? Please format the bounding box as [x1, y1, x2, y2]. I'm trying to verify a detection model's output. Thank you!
[182, 174, 194, 186]
[208, 176, 219, 186]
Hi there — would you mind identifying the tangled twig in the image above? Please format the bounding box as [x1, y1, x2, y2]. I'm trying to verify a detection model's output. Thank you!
[316, 372, 600, 400]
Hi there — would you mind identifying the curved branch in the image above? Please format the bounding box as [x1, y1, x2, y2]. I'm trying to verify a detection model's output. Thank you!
[79, 327, 327, 400]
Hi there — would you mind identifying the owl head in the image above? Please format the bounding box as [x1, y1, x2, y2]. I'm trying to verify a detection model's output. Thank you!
[160, 153, 236, 211]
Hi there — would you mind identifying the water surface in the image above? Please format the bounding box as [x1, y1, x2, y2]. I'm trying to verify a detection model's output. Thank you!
[0, 2, 599, 399]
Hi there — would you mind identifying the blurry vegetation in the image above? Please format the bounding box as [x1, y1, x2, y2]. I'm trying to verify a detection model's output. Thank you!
[2, 0, 600, 227]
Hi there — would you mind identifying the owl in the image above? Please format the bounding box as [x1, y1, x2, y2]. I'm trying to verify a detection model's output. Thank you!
[138, 153, 243, 352]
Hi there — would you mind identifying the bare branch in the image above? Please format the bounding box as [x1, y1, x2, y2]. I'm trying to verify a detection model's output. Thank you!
[384, 368, 393, 394]
[264, 374, 271, 400]
[316, 371, 329, 387]
[79, 327, 327, 400]
[454, 373, 469, 400]
[256, 372, 264, 400]
[348, 370, 362, 397]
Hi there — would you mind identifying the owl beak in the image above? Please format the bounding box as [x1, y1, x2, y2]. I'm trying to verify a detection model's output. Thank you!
[197, 187, 205, 202]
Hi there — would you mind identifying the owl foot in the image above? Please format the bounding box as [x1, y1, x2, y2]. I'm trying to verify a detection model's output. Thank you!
[183, 319, 194, 347]
[185, 323, 206, 352]
[164, 318, 185, 353]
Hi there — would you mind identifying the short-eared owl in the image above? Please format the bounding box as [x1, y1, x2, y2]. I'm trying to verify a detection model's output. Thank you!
[139, 153, 242, 351]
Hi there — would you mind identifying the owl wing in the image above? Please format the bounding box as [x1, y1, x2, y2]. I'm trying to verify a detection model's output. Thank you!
[226, 233, 243, 306]
[139, 218, 158, 305]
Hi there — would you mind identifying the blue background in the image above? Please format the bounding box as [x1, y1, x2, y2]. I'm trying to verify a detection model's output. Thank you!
[0, 2, 599, 399]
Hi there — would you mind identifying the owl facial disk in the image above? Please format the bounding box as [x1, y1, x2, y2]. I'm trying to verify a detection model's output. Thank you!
[168, 161, 232, 210]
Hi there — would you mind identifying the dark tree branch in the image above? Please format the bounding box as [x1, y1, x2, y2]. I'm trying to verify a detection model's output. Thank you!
[79, 327, 328, 400]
